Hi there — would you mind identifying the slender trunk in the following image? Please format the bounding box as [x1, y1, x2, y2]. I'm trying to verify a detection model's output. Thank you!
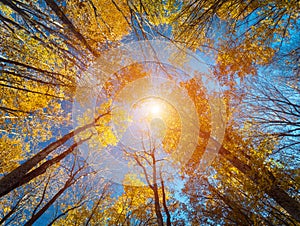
[0, 112, 108, 197]
[153, 183, 164, 226]
[198, 129, 300, 222]
[206, 179, 254, 225]
[0, 138, 88, 197]
[152, 155, 164, 226]
[47, 203, 85, 226]
[44, 0, 98, 57]
[218, 144, 300, 222]
[0, 197, 23, 225]
[85, 184, 109, 226]
[160, 174, 171, 226]
[265, 184, 300, 223]
[24, 178, 74, 226]
[0, 57, 67, 84]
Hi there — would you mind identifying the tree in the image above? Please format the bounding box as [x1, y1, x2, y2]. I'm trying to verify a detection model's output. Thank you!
[0, 0, 131, 223]
[169, 0, 299, 86]
[184, 128, 300, 224]
[183, 109, 300, 223]
[1, 0, 299, 225]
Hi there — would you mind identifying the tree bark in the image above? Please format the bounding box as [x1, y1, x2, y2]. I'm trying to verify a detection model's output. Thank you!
[24, 177, 74, 226]
[160, 174, 171, 226]
[0, 112, 108, 197]
[0, 138, 89, 197]
[152, 155, 164, 226]
[197, 129, 300, 222]
[44, 0, 98, 57]
[218, 142, 300, 222]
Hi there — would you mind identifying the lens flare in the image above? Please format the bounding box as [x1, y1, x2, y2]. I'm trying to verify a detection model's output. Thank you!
[150, 104, 160, 115]
[73, 40, 226, 186]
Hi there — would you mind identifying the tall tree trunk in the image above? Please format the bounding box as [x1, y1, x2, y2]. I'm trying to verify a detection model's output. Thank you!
[44, 0, 98, 57]
[152, 156, 164, 226]
[205, 178, 254, 225]
[0, 112, 108, 197]
[160, 173, 171, 226]
[198, 129, 300, 222]
[0, 137, 89, 197]
[24, 177, 74, 226]
[218, 142, 300, 222]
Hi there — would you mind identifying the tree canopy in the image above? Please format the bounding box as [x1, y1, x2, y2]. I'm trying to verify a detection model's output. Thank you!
[0, 0, 299, 225]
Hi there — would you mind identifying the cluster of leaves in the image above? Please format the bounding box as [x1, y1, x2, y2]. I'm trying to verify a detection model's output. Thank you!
[0, 0, 299, 225]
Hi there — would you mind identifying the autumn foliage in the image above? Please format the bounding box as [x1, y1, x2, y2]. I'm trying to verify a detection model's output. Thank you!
[0, 0, 299, 225]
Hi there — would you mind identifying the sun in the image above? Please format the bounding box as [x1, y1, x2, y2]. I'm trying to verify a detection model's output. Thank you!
[131, 97, 165, 119]
[150, 104, 161, 115]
